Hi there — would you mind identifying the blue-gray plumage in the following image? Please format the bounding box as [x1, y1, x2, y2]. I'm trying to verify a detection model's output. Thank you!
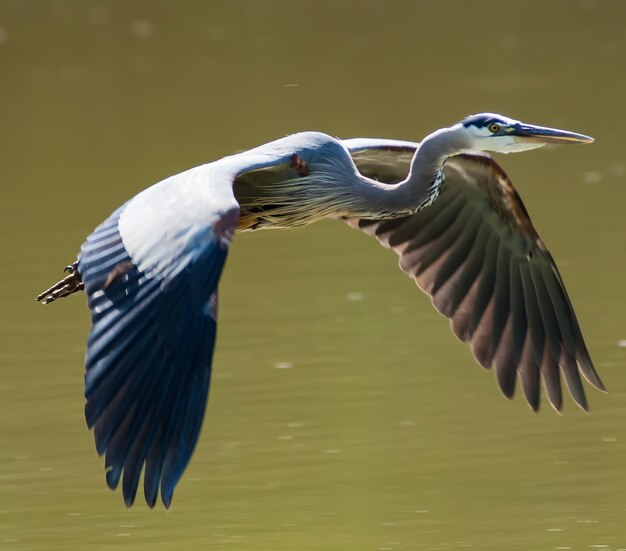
[36, 113, 604, 508]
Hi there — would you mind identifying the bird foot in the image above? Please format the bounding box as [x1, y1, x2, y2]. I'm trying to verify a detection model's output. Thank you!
[35, 261, 84, 304]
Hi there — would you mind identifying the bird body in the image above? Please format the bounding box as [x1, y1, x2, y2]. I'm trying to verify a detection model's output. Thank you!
[37, 113, 603, 508]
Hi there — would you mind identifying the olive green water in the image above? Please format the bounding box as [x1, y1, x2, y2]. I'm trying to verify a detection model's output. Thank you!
[2, 1, 626, 549]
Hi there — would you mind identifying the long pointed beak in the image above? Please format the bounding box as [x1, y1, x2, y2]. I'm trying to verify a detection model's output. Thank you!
[511, 123, 594, 144]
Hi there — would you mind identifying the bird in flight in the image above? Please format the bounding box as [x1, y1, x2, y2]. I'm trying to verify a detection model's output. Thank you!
[37, 113, 604, 508]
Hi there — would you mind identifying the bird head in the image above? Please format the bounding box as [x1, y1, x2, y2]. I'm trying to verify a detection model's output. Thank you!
[456, 113, 594, 154]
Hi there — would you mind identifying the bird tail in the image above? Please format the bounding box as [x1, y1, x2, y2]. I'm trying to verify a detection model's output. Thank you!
[35, 261, 84, 304]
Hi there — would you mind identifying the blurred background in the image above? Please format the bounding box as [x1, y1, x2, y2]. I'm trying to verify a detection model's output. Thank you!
[1, 1, 625, 549]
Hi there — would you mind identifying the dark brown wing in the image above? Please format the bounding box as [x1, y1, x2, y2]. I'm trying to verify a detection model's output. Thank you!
[347, 151, 604, 412]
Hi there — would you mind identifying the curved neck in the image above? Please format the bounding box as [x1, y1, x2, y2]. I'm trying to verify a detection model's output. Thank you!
[245, 126, 474, 228]
[355, 126, 471, 216]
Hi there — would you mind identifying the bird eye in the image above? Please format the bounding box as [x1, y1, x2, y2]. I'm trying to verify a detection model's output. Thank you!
[489, 123, 500, 133]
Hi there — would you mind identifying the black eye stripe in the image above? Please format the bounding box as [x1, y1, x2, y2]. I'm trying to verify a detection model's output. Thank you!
[462, 115, 504, 129]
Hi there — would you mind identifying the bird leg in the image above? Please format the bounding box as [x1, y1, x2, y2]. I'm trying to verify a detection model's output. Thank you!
[35, 261, 84, 304]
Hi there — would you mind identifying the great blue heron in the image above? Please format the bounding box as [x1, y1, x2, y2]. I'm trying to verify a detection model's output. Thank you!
[37, 113, 604, 509]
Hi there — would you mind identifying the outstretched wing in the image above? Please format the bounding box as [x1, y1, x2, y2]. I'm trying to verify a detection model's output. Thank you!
[77, 135, 335, 508]
[73, 131, 357, 508]
[344, 138, 604, 412]
[78, 164, 240, 509]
